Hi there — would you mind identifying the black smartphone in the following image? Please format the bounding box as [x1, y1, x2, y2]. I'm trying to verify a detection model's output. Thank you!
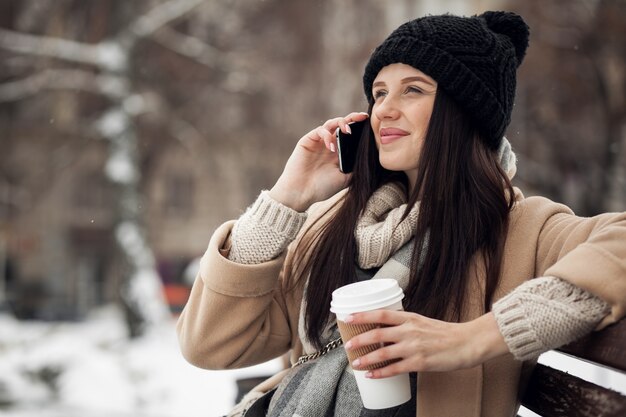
[336, 119, 368, 173]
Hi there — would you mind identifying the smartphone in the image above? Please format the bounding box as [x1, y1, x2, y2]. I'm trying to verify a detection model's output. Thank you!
[336, 119, 368, 173]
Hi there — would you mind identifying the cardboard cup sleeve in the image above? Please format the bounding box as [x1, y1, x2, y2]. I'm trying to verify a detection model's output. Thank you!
[337, 320, 396, 371]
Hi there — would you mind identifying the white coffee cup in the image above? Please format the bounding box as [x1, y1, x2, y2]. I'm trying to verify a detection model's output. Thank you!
[330, 279, 412, 409]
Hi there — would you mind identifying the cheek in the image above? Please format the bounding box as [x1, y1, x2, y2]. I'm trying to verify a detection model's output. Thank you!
[421, 104, 433, 130]
[409, 114, 431, 149]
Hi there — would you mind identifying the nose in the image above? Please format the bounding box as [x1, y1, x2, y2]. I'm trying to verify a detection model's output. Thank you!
[373, 95, 401, 121]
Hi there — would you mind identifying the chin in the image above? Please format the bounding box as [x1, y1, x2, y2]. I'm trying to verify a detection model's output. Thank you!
[379, 156, 411, 172]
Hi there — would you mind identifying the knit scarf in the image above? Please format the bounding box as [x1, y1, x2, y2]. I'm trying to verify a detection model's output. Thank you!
[263, 138, 517, 417]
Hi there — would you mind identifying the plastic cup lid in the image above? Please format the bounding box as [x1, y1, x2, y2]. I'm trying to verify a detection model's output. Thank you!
[330, 279, 404, 315]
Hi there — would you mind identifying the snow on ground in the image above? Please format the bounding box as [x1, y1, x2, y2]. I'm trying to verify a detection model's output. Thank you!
[0, 305, 283, 417]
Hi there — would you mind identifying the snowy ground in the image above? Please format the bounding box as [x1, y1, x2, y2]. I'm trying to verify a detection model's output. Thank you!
[0, 305, 624, 417]
[0, 306, 283, 417]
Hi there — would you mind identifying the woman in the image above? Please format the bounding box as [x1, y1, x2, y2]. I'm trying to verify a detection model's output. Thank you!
[177, 11, 626, 417]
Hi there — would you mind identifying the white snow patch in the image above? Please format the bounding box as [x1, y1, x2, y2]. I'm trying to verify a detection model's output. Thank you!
[0, 306, 283, 417]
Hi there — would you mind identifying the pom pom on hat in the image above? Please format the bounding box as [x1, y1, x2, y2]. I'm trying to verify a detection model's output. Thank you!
[480, 11, 530, 67]
[363, 11, 530, 149]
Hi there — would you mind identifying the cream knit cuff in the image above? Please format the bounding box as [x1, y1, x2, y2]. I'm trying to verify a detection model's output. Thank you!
[492, 290, 548, 360]
[493, 276, 610, 361]
[229, 191, 308, 264]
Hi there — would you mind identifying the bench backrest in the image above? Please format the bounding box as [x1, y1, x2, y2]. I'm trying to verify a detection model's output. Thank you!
[520, 319, 626, 417]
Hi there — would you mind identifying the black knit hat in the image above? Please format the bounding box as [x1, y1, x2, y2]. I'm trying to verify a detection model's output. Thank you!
[363, 11, 529, 149]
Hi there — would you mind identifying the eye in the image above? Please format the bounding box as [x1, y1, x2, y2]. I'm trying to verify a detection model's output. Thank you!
[373, 89, 387, 100]
[405, 85, 424, 94]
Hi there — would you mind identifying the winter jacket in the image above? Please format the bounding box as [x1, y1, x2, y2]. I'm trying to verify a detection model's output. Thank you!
[177, 188, 626, 417]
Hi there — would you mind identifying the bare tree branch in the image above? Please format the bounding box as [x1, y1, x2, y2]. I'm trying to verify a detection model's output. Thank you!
[151, 26, 225, 69]
[0, 0, 207, 71]
[120, 0, 207, 46]
[0, 69, 128, 102]
[0, 28, 126, 71]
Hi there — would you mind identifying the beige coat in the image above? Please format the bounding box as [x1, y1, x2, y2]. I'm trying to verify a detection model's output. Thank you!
[177, 189, 626, 417]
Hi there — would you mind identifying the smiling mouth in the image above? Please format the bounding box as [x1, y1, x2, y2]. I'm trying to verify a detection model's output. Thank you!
[380, 127, 409, 144]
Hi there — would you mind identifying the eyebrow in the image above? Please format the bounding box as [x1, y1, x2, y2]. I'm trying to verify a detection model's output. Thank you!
[372, 76, 436, 88]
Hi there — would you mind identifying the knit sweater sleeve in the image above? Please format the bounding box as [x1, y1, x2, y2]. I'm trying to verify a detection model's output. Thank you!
[229, 191, 308, 264]
[492, 276, 611, 361]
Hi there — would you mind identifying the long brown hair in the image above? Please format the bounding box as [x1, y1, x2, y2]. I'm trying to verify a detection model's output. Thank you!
[294, 91, 514, 349]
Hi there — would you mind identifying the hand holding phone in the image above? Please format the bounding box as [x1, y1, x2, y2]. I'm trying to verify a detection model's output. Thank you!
[336, 119, 368, 173]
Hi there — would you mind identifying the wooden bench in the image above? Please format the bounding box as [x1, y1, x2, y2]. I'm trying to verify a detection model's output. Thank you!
[519, 319, 626, 417]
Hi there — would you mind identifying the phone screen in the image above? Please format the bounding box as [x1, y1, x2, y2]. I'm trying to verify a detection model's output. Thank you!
[336, 119, 368, 173]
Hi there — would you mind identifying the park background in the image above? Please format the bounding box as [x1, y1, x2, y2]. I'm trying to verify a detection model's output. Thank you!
[0, 0, 624, 416]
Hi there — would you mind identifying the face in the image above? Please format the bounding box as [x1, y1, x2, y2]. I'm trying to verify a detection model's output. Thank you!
[370, 63, 437, 188]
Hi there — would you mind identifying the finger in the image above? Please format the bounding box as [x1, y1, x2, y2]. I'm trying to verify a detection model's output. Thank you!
[351, 343, 402, 371]
[339, 112, 370, 133]
[345, 111, 370, 122]
[337, 119, 351, 134]
[316, 127, 336, 153]
[322, 117, 346, 131]
[301, 126, 322, 142]
[364, 358, 414, 379]
[345, 326, 400, 352]
[320, 113, 368, 137]
[346, 309, 410, 327]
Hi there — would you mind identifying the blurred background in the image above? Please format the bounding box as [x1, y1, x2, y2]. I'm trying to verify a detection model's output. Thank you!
[0, 0, 624, 416]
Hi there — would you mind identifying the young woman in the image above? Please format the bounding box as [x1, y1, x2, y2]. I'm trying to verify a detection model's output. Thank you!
[177, 11, 626, 417]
